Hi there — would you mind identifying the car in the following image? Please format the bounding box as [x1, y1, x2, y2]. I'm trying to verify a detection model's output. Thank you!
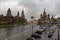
[39, 26, 46, 32]
[48, 32, 53, 39]
[38, 28, 45, 32]
[31, 34, 41, 39]
[35, 30, 42, 35]
[26, 37, 41, 40]
[49, 25, 57, 33]
[26, 37, 33, 40]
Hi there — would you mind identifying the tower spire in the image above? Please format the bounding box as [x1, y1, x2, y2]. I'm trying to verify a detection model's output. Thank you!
[43, 9, 46, 17]
[43, 9, 46, 14]
[21, 9, 25, 19]
[7, 8, 12, 16]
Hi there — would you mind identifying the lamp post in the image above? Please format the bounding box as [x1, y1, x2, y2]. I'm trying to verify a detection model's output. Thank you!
[30, 16, 34, 34]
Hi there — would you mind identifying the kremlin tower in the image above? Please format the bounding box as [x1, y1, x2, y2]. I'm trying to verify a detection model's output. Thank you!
[3, 8, 15, 24]
[21, 10, 25, 19]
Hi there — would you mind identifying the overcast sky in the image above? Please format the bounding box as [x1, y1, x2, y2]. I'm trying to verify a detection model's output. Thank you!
[0, 0, 60, 21]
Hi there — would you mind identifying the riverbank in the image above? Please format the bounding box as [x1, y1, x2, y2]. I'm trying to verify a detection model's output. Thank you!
[0, 25, 15, 28]
[0, 23, 27, 29]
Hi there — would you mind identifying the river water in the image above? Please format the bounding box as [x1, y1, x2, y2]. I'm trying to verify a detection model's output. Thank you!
[0, 24, 38, 40]
[0, 24, 60, 40]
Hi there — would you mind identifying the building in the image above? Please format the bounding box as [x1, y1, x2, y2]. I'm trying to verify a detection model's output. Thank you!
[0, 8, 27, 25]
[21, 9, 25, 19]
[15, 11, 20, 23]
[38, 9, 55, 25]
[3, 8, 15, 24]
[20, 10, 27, 24]
[28, 19, 38, 24]
[0, 14, 3, 21]
[15, 10, 27, 24]
[56, 17, 60, 24]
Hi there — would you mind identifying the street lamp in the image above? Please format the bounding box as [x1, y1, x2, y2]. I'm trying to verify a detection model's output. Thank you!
[30, 16, 34, 34]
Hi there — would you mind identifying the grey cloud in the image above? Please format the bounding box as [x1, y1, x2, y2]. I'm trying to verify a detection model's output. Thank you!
[19, 0, 37, 9]
[18, 0, 39, 19]
[0, 0, 8, 2]
[0, 0, 60, 20]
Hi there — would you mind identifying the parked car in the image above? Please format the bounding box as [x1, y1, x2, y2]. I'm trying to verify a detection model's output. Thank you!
[48, 32, 53, 39]
[26, 37, 33, 40]
[26, 37, 41, 40]
[49, 25, 57, 35]
[39, 26, 46, 32]
[39, 28, 45, 32]
[35, 30, 42, 35]
[31, 34, 41, 39]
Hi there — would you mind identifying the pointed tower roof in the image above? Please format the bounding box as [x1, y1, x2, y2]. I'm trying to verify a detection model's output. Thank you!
[21, 9, 25, 19]
[43, 9, 46, 14]
[22, 9, 24, 15]
[8, 8, 11, 11]
[7, 8, 12, 16]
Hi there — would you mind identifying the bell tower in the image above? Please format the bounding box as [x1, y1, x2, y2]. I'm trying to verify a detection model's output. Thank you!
[21, 9, 25, 19]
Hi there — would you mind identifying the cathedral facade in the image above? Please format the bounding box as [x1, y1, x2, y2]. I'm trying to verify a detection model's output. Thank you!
[0, 8, 27, 25]
[38, 9, 57, 25]
[3, 8, 15, 24]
